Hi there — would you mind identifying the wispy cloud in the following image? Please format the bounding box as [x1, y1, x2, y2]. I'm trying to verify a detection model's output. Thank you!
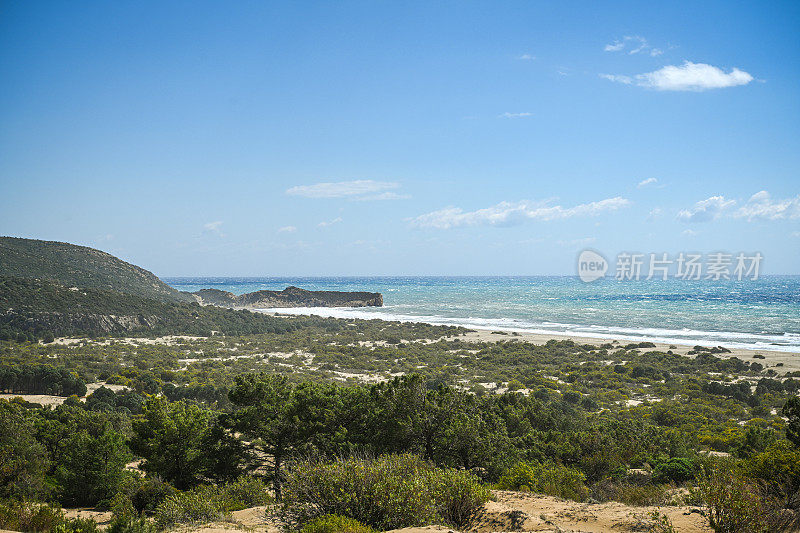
[499, 112, 533, 118]
[317, 217, 342, 228]
[409, 197, 630, 229]
[734, 190, 800, 221]
[286, 179, 401, 199]
[678, 191, 800, 223]
[600, 74, 633, 85]
[637, 177, 658, 188]
[604, 36, 662, 56]
[277, 225, 297, 233]
[677, 196, 736, 223]
[353, 191, 411, 201]
[203, 220, 225, 237]
[557, 237, 597, 247]
[518, 53, 535, 60]
[602, 61, 754, 91]
[647, 207, 663, 220]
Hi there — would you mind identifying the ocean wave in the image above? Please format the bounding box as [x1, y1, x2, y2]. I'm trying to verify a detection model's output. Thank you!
[255, 306, 800, 353]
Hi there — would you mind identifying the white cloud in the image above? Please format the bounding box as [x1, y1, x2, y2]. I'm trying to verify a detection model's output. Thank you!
[637, 177, 658, 188]
[600, 74, 633, 85]
[287, 179, 400, 199]
[353, 191, 411, 201]
[519, 53, 535, 60]
[203, 221, 225, 237]
[638, 62, 753, 91]
[677, 196, 736, 223]
[647, 207, 663, 220]
[604, 61, 754, 92]
[678, 191, 800, 224]
[277, 226, 297, 233]
[317, 217, 343, 228]
[604, 36, 663, 57]
[557, 237, 597, 247]
[499, 112, 533, 118]
[682, 229, 698, 236]
[733, 190, 800, 221]
[409, 197, 630, 229]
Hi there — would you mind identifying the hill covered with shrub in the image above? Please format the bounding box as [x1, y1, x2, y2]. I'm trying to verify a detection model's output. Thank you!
[0, 236, 192, 303]
[0, 276, 307, 341]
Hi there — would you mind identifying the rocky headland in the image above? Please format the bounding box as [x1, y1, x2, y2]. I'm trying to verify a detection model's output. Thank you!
[192, 285, 383, 309]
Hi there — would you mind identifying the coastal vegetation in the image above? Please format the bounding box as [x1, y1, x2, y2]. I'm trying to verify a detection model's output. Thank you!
[1, 240, 799, 531]
[0, 328, 799, 531]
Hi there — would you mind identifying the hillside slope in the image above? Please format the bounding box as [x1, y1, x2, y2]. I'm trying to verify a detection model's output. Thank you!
[0, 276, 307, 340]
[0, 236, 191, 302]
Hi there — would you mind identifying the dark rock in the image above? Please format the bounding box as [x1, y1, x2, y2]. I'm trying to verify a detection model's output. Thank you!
[193, 286, 383, 309]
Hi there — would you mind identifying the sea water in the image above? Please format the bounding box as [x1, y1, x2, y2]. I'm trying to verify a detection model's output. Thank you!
[164, 276, 800, 353]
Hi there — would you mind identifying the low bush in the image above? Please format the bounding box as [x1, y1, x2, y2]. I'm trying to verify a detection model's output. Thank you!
[53, 517, 100, 533]
[496, 461, 589, 501]
[0, 500, 100, 533]
[590, 479, 668, 506]
[152, 476, 271, 528]
[213, 476, 272, 511]
[699, 465, 794, 533]
[282, 454, 489, 531]
[299, 514, 376, 533]
[106, 516, 156, 533]
[153, 491, 224, 529]
[425, 467, 492, 528]
[653, 457, 697, 484]
[131, 476, 179, 515]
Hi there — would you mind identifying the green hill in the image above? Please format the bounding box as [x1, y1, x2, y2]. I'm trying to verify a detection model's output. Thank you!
[0, 276, 306, 341]
[0, 236, 192, 302]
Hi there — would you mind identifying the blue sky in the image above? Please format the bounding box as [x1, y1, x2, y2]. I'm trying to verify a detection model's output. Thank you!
[1, 1, 798, 276]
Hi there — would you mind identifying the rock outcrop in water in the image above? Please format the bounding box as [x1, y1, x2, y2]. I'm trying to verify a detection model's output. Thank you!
[192, 286, 383, 309]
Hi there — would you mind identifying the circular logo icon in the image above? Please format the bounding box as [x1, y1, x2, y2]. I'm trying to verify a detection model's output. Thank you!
[577, 249, 607, 282]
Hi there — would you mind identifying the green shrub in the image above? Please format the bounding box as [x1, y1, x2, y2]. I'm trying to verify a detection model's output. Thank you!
[214, 476, 272, 511]
[653, 457, 696, 484]
[131, 476, 179, 515]
[0, 501, 98, 532]
[699, 465, 792, 533]
[53, 517, 100, 533]
[0, 500, 68, 532]
[106, 516, 156, 533]
[496, 461, 589, 501]
[282, 454, 489, 531]
[425, 468, 492, 528]
[590, 479, 668, 506]
[153, 491, 225, 529]
[300, 515, 376, 533]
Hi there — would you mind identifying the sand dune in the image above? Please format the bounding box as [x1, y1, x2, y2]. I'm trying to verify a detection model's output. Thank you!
[150, 489, 710, 533]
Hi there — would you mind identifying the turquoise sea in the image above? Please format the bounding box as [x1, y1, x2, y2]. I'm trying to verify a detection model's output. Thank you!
[164, 276, 800, 353]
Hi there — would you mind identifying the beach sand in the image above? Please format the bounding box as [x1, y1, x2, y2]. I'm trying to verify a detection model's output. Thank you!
[451, 329, 800, 373]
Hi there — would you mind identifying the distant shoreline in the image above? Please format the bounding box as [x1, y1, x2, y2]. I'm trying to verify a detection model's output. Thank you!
[255, 307, 800, 372]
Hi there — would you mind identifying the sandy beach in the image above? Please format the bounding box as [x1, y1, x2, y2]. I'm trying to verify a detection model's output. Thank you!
[453, 329, 800, 373]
